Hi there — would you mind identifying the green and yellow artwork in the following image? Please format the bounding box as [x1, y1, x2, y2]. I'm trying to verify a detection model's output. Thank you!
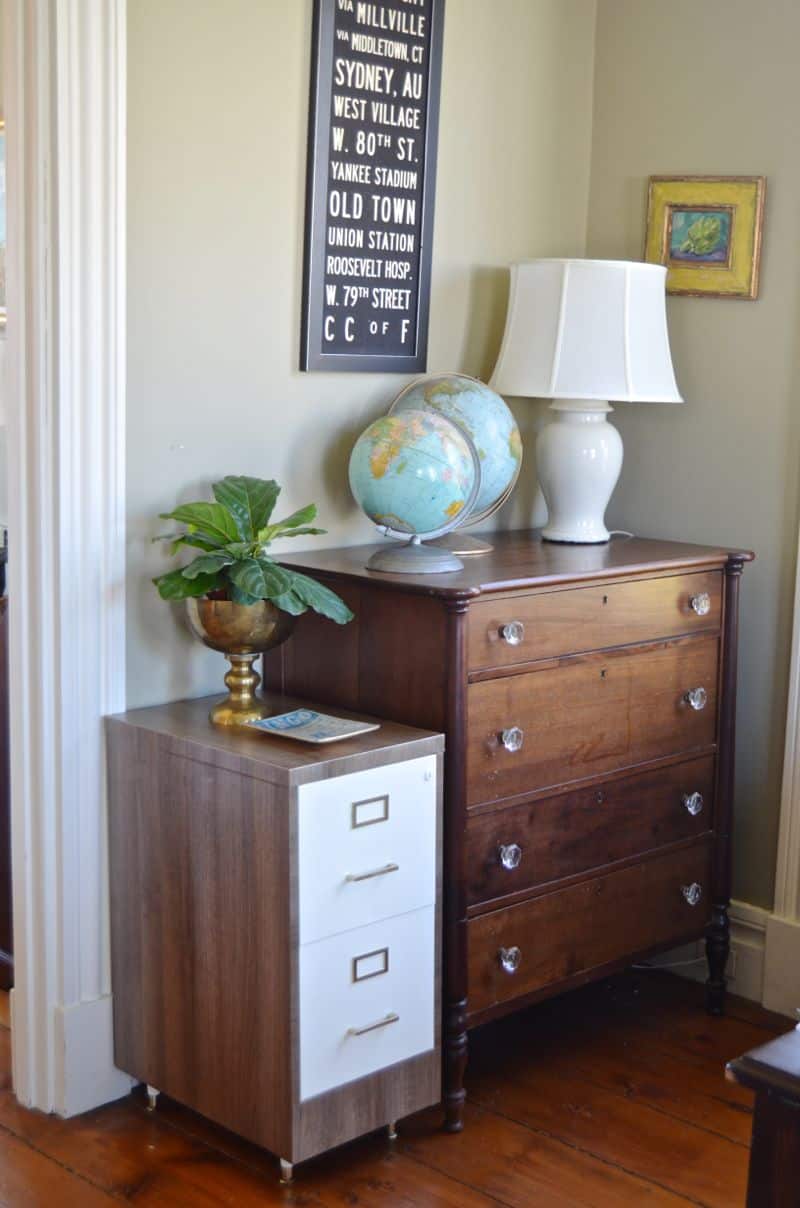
[645, 176, 766, 299]
[668, 208, 732, 265]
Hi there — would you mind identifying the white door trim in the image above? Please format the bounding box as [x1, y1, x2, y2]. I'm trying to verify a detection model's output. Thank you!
[5, 0, 133, 1114]
[763, 530, 800, 1017]
[773, 533, 800, 923]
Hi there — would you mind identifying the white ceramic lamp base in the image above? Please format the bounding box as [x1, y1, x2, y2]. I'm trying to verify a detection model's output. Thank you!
[536, 400, 623, 544]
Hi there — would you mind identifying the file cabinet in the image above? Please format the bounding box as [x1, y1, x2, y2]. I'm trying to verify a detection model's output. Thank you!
[106, 697, 443, 1180]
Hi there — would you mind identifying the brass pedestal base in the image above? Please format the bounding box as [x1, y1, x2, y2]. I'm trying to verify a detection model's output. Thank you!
[209, 653, 271, 728]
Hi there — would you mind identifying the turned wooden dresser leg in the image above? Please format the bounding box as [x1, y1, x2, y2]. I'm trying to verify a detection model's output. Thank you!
[707, 557, 743, 1019]
[444, 997, 468, 1132]
[706, 901, 730, 1016]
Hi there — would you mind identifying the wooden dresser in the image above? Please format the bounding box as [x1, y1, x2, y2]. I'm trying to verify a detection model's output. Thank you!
[107, 696, 443, 1180]
[265, 530, 753, 1132]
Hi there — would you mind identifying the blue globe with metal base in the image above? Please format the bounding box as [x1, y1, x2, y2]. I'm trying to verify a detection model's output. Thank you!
[348, 409, 481, 574]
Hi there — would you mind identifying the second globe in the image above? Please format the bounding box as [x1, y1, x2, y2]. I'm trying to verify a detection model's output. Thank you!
[389, 373, 522, 554]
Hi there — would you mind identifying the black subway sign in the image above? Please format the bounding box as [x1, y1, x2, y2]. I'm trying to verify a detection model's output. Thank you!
[301, 0, 445, 373]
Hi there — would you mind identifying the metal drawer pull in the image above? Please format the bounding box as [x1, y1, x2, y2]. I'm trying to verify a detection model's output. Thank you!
[347, 1012, 400, 1037]
[682, 882, 703, 906]
[498, 843, 523, 871]
[684, 686, 708, 711]
[690, 592, 712, 617]
[499, 945, 522, 974]
[500, 726, 524, 753]
[683, 791, 704, 816]
[345, 862, 399, 883]
[500, 620, 525, 646]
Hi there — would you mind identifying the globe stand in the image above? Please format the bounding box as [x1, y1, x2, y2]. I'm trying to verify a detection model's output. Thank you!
[367, 536, 464, 575]
[428, 532, 493, 556]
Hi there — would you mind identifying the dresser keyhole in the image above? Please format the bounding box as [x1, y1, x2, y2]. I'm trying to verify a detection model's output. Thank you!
[602, 595, 608, 605]
[600, 668, 607, 679]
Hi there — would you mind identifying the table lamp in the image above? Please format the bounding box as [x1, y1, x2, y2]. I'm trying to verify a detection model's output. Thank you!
[490, 259, 683, 543]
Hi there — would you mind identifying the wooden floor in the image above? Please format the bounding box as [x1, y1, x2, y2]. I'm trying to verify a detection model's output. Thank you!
[0, 972, 788, 1207]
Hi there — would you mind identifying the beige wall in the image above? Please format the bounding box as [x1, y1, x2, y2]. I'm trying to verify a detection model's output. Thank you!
[127, 0, 597, 707]
[588, 0, 800, 907]
[0, 0, 6, 523]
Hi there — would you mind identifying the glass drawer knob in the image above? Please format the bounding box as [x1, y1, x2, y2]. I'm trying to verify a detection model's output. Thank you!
[684, 686, 708, 711]
[500, 620, 525, 646]
[683, 791, 704, 816]
[500, 726, 524, 753]
[498, 945, 522, 974]
[682, 882, 703, 907]
[498, 843, 523, 871]
[690, 592, 712, 617]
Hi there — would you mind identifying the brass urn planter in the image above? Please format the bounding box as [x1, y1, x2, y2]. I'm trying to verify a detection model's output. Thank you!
[186, 597, 296, 728]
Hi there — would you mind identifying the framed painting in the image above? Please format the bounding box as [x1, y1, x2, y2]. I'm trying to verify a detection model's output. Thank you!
[0, 120, 5, 326]
[644, 175, 766, 299]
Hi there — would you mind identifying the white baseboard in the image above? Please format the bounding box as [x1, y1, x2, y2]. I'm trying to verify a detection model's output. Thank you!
[763, 915, 800, 1020]
[53, 995, 134, 1117]
[643, 899, 774, 1010]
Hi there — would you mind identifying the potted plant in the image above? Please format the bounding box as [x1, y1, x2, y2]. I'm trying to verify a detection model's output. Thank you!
[154, 475, 353, 727]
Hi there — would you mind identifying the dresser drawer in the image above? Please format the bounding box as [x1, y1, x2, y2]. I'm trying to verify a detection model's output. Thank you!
[467, 843, 711, 1015]
[467, 635, 718, 805]
[297, 756, 437, 944]
[468, 571, 722, 672]
[465, 755, 715, 908]
[299, 907, 436, 1101]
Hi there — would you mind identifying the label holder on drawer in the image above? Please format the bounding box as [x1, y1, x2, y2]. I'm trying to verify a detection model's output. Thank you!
[352, 947, 390, 982]
[351, 794, 389, 829]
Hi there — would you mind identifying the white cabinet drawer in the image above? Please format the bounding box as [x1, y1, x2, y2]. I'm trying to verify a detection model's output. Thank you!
[299, 907, 435, 1102]
[297, 755, 437, 944]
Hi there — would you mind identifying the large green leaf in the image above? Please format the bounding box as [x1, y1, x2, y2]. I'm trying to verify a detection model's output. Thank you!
[181, 552, 233, 579]
[257, 503, 324, 545]
[153, 568, 221, 601]
[275, 524, 326, 538]
[228, 557, 293, 601]
[212, 477, 280, 541]
[271, 590, 307, 616]
[286, 570, 354, 624]
[228, 581, 261, 605]
[160, 502, 240, 546]
[153, 531, 221, 554]
[275, 502, 317, 529]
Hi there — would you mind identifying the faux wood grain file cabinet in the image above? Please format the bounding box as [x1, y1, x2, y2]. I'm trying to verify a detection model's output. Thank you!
[265, 530, 753, 1133]
[106, 697, 443, 1179]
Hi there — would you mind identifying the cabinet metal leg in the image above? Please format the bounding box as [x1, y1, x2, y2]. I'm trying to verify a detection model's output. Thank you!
[145, 1085, 160, 1112]
[279, 1158, 293, 1184]
[387, 1121, 398, 1141]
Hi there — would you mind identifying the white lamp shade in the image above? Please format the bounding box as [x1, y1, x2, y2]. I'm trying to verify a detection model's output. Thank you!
[490, 259, 683, 404]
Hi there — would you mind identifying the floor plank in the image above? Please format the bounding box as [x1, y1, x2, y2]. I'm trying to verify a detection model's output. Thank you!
[468, 1062, 747, 1207]
[0, 972, 786, 1207]
[401, 1102, 693, 1207]
[0, 991, 10, 1031]
[0, 1128, 120, 1208]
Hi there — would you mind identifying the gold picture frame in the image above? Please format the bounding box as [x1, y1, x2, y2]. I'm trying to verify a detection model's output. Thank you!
[644, 175, 766, 299]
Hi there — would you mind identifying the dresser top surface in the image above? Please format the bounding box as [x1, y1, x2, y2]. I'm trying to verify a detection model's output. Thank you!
[107, 694, 443, 787]
[277, 530, 753, 599]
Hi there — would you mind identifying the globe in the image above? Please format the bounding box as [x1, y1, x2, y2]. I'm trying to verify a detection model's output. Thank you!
[349, 410, 481, 573]
[389, 373, 522, 525]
